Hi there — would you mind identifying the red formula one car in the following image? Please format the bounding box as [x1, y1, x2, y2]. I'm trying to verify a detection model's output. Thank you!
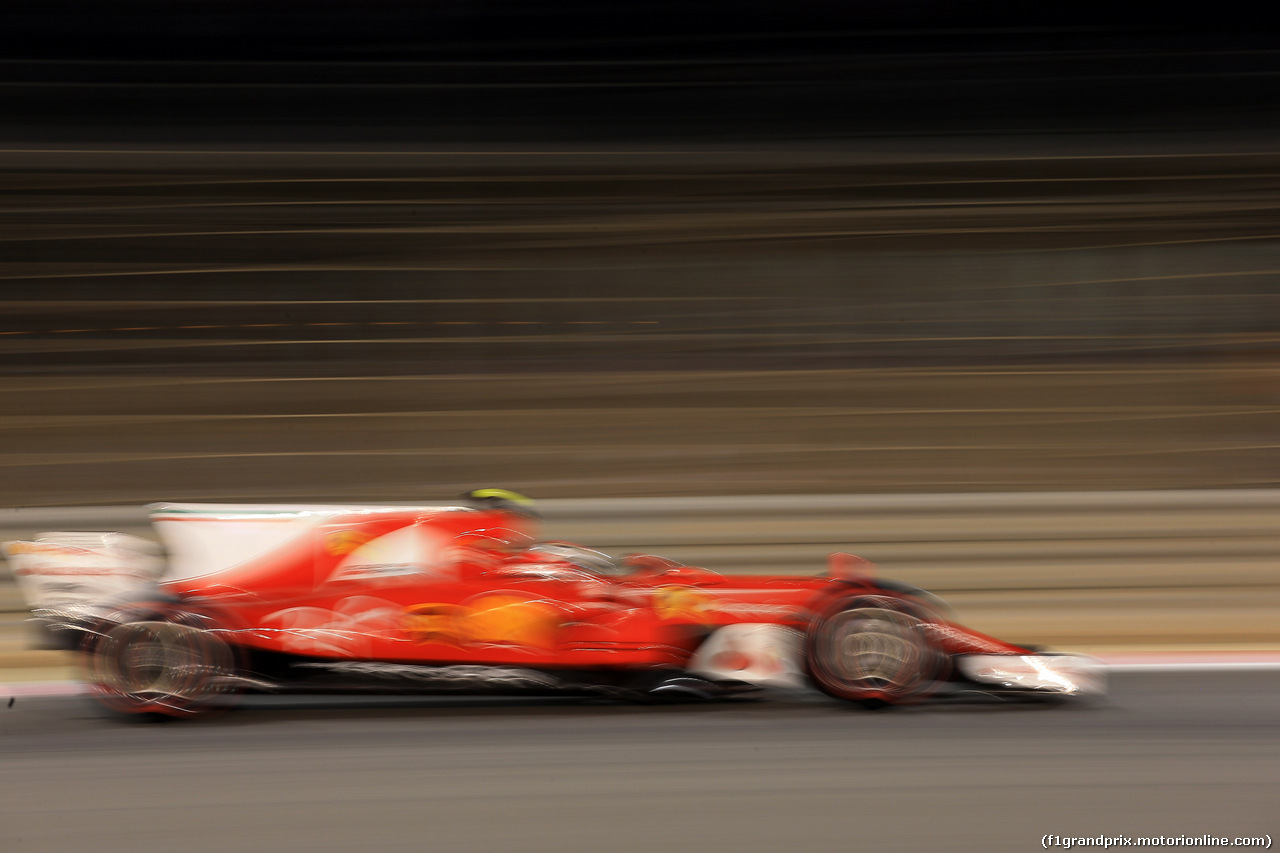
[5, 492, 1103, 716]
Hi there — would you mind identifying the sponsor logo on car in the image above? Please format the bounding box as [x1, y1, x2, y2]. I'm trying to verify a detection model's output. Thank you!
[403, 594, 560, 649]
[323, 529, 376, 556]
[653, 586, 799, 621]
[653, 586, 713, 620]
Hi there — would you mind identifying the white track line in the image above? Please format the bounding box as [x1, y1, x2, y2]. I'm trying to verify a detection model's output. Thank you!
[2, 681, 85, 697]
[1096, 652, 1280, 672]
[1102, 662, 1280, 672]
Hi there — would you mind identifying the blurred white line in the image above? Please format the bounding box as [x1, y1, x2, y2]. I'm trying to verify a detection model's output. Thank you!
[2, 681, 84, 697]
[1101, 662, 1280, 671]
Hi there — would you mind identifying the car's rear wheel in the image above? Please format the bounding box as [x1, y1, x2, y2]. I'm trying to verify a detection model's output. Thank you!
[83, 614, 239, 717]
[804, 594, 946, 707]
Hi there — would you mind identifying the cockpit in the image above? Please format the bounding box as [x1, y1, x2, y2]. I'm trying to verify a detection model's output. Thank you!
[525, 542, 625, 576]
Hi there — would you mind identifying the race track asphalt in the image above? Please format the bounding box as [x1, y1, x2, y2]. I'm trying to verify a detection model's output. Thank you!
[1, 671, 1275, 853]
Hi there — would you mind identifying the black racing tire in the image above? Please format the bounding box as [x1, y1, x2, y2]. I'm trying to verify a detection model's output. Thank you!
[804, 594, 947, 707]
[82, 610, 240, 718]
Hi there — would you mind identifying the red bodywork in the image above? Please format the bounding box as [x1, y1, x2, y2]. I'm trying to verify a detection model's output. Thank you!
[159, 506, 1026, 671]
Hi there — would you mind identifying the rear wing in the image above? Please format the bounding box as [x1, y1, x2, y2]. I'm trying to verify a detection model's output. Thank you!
[3, 532, 165, 616]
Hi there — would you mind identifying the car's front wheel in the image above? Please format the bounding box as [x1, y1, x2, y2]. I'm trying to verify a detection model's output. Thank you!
[804, 595, 946, 707]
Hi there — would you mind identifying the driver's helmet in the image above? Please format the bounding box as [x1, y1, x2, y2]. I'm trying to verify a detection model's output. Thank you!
[461, 488, 541, 520]
[452, 489, 539, 566]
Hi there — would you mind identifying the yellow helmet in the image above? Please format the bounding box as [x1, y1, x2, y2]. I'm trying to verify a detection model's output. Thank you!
[462, 488, 540, 519]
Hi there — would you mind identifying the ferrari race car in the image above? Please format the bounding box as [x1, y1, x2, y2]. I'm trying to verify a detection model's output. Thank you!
[4, 493, 1104, 716]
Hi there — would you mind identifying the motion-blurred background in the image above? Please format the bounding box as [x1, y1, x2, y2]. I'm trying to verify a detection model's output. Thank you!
[2, 10, 1278, 851]
[1, 2, 1277, 648]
